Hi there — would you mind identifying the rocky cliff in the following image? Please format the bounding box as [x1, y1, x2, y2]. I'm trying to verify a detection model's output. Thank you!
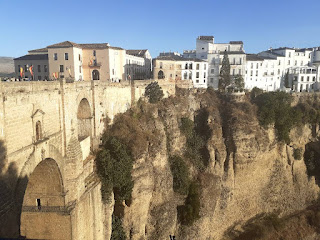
[100, 89, 320, 240]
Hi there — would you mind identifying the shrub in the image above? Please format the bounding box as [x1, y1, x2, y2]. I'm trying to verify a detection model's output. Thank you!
[177, 181, 201, 225]
[293, 148, 303, 160]
[145, 81, 164, 103]
[253, 92, 300, 143]
[111, 214, 126, 240]
[250, 87, 264, 100]
[179, 117, 210, 170]
[169, 155, 190, 195]
[96, 137, 134, 203]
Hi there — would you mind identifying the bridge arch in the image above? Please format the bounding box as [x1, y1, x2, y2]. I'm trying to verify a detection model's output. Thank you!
[18, 157, 71, 239]
[77, 98, 92, 141]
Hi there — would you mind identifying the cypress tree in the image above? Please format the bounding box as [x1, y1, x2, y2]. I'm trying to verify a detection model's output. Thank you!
[219, 51, 231, 91]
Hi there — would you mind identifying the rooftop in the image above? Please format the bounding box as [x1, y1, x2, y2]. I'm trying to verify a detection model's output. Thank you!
[46, 41, 123, 50]
[155, 55, 205, 62]
[28, 47, 48, 53]
[246, 54, 264, 61]
[126, 49, 148, 57]
[198, 36, 214, 41]
[14, 54, 48, 61]
[229, 41, 243, 45]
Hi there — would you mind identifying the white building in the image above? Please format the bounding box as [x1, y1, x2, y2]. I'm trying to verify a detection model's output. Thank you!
[183, 36, 246, 89]
[125, 50, 152, 80]
[244, 47, 320, 92]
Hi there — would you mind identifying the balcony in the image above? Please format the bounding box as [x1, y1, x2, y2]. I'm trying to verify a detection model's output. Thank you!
[88, 62, 101, 68]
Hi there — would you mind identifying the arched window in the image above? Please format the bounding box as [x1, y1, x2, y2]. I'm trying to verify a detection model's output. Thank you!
[35, 121, 42, 141]
[158, 70, 164, 79]
[92, 70, 100, 80]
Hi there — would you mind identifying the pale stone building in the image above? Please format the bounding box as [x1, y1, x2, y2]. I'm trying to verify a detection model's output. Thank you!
[183, 36, 246, 89]
[15, 41, 152, 82]
[125, 50, 152, 80]
[14, 54, 49, 81]
[153, 55, 208, 88]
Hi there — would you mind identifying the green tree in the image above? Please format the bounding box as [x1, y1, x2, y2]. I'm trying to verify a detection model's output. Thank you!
[169, 155, 190, 195]
[111, 214, 127, 240]
[178, 181, 201, 225]
[234, 74, 244, 90]
[96, 136, 134, 203]
[145, 81, 164, 103]
[219, 51, 231, 91]
[284, 70, 290, 88]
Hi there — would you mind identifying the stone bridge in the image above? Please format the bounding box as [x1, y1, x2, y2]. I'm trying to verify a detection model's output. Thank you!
[0, 79, 175, 239]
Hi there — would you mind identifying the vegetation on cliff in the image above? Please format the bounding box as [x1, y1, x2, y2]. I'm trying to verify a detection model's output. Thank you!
[145, 81, 164, 103]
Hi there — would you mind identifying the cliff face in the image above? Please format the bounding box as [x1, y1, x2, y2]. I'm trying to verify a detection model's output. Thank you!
[109, 90, 320, 240]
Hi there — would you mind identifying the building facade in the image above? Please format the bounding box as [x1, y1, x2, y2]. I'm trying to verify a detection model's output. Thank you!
[153, 55, 208, 88]
[183, 36, 246, 89]
[14, 41, 151, 82]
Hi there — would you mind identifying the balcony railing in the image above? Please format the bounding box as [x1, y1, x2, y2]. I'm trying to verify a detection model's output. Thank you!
[88, 62, 101, 67]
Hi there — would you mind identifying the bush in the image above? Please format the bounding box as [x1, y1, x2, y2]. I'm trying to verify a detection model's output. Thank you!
[111, 214, 126, 240]
[253, 92, 300, 143]
[180, 117, 210, 170]
[293, 148, 303, 160]
[177, 181, 201, 225]
[145, 82, 164, 103]
[250, 87, 264, 100]
[96, 137, 134, 203]
[169, 155, 190, 195]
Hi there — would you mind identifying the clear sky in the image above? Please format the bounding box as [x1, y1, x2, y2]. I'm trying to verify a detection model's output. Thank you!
[1, 0, 320, 58]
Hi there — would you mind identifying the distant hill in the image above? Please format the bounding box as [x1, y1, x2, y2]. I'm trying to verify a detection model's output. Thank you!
[0, 57, 14, 77]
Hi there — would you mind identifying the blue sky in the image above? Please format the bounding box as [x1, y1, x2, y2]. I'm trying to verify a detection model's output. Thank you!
[1, 0, 320, 58]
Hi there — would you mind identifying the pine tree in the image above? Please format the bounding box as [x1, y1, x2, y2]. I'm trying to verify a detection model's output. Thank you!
[234, 74, 244, 90]
[284, 70, 289, 88]
[219, 51, 231, 91]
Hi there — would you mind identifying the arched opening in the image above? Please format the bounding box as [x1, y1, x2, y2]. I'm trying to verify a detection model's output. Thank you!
[77, 98, 92, 141]
[158, 70, 164, 79]
[20, 158, 71, 240]
[92, 70, 100, 80]
[35, 121, 42, 141]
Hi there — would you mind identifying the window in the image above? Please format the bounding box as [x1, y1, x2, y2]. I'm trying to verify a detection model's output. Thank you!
[251, 63, 253, 68]
[93, 50, 96, 57]
[44, 65, 47, 72]
[301, 76, 304, 81]
[189, 63, 192, 69]
[307, 76, 310, 81]
[35, 121, 42, 141]
[196, 72, 199, 78]
[239, 69, 241, 75]
[196, 80, 199, 83]
[37, 198, 41, 210]
[210, 78, 213, 83]
[54, 53, 58, 60]
[239, 58, 242, 64]
[233, 69, 235, 75]
[196, 64, 199, 70]
[184, 72, 187, 80]
[278, 60, 281, 65]
[24, 65, 27, 72]
[160, 62, 163, 69]
[60, 65, 64, 72]
[288, 60, 290, 65]
[250, 70, 253, 76]
[211, 69, 214, 74]
[79, 66, 81, 73]
[256, 71, 258, 76]
[65, 53, 68, 60]
[204, 64, 206, 70]
[295, 60, 297, 66]
[79, 54, 81, 61]
[313, 77, 316, 81]
[204, 72, 206, 78]
[256, 63, 259, 68]
[38, 65, 41, 72]
[38, 76, 41, 80]
[289, 52, 291, 57]
[18, 65, 20, 72]
[301, 61, 303, 66]
[278, 69, 280, 75]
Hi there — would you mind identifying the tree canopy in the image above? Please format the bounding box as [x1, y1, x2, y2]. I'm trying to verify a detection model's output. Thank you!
[145, 81, 164, 103]
[219, 51, 231, 91]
